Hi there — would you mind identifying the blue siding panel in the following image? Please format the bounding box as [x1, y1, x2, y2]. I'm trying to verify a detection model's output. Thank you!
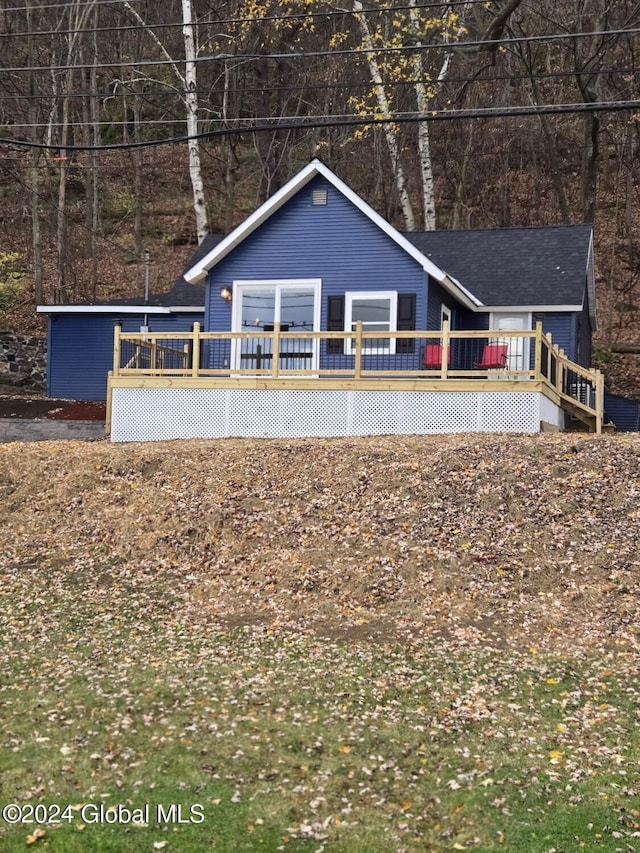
[47, 311, 201, 400]
[206, 175, 427, 333]
[540, 313, 576, 362]
[576, 296, 592, 367]
[426, 278, 461, 331]
[604, 392, 640, 432]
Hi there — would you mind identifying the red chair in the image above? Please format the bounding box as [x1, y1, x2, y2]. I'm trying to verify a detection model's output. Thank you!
[423, 344, 450, 368]
[474, 343, 509, 369]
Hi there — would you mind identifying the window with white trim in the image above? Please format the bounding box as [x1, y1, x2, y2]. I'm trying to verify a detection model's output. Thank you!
[345, 291, 397, 354]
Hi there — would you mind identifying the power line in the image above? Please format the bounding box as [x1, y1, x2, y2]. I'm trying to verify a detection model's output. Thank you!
[2, 97, 640, 153]
[5, 80, 640, 130]
[1, 26, 639, 74]
[1, 0, 490, 39]
[0, 63, 637, 108]
[0, 0, 494, 32]
[2, 0, 138, 10]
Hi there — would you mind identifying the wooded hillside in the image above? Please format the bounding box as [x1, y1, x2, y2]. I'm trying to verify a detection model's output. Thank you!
[0, 0, 639, 394]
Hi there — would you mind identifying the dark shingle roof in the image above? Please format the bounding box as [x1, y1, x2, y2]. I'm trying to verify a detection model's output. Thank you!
[405, 224, 593, 307]
[104, 226, 593, 311]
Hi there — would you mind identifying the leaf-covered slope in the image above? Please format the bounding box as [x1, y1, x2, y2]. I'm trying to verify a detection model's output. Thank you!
[2, 433, 639, 652]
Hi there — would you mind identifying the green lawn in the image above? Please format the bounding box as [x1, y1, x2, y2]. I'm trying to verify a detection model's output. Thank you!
[2, 583, 639, 852]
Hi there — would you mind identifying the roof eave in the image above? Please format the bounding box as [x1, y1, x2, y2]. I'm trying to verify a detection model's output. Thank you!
[37, 305, 172, 314]
[478, 304, 584, 313]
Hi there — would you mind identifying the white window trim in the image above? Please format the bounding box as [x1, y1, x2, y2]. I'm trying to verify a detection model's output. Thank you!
[231, 279, 322, 371]
[232, 279, 322, 332]
[345, 291, 398, 355]
[441, 303, 452, 328]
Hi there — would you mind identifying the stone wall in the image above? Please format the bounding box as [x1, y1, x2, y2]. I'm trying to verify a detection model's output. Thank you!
[0, 332, 46, 392]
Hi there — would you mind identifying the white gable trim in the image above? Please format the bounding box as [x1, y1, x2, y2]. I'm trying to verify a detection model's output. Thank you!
[183, 159, 482, 310]
[37, 305, 172, 315]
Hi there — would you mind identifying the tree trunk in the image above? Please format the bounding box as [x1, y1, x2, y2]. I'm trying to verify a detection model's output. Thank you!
[89, 8, 100, 301]
[182, 0, 208, 244]
[55, 0, 96, 303]
[581, 111, 599, 224]
[122, 0, 209, 244]
[26, 0, 43, 303]
[409, 0, 435, 230]
[133, 90, 143, 257]
[352, 0, 416, 231]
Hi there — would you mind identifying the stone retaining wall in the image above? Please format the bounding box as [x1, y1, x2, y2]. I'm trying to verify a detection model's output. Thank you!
[0, 332, 46, 392]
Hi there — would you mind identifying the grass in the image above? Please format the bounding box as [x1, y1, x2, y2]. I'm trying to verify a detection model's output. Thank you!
[2, 434, 640, 851]
[2, 617, 640, 851]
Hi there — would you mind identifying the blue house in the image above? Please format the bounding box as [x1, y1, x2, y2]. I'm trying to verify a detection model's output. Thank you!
[42, 159, 609, 439]
[183, 160, 595, 376]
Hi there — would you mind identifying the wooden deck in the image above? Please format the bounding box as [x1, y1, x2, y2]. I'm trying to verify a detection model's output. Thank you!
[107, 322, 604, 439]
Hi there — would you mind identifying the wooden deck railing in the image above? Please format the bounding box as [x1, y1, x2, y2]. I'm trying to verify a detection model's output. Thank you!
[111, 320, 604, 433]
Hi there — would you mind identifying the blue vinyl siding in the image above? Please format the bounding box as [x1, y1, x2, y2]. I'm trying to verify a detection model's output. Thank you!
[457, 311, 489, 332]
[575, 295, 592, 367]
[205, 176, 427, 349]
[47, 311, 202, 400]
[540, 312, 577, 364]
[426, 278, 460, 331]
[604, 392, 640, 432]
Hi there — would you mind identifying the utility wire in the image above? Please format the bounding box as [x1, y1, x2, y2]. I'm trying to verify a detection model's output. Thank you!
[3, 0, 489, 39]
[2, 0, 138, 10]
[2, 98, 640, 153]
[0, 0, 490, 30]
[5, 83, 639, 129]
[1, 26, 639, 73]
[0, 63, 637, 102]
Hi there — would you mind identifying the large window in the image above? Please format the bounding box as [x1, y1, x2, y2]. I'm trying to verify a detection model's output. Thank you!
[231, 279, 321, 371]
[345, 291, 397, 354]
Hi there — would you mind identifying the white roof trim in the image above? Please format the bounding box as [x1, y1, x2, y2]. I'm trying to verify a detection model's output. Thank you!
[37, 305, 172, 314]
[586, 230, 597, 329]
[478, 304, 583, 313]
[183, 159, 482, 310]
[167, 306, 204, 312]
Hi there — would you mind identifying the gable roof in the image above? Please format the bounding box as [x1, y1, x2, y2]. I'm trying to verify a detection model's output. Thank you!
[406, 225, 595, 321]
[183, 159, 482, 310]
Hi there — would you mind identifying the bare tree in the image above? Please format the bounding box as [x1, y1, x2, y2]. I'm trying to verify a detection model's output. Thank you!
[121, 0, 209, 243]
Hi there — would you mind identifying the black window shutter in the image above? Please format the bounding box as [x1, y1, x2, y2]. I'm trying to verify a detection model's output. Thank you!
[327, 295, 345, 354]
[396, 293, 416, 353]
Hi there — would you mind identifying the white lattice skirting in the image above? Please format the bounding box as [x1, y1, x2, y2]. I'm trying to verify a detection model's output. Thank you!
[109, 387, 565, 442]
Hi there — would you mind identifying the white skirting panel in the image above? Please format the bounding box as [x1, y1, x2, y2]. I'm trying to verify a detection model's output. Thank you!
[110, 387, 565, 442]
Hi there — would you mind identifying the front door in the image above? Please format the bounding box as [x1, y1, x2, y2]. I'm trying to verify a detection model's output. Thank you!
[491, 313, 531, 371]
[232, 280, 321, 372]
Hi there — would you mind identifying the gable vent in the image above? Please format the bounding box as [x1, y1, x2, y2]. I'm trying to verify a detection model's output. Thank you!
[312, 188, 328, 206]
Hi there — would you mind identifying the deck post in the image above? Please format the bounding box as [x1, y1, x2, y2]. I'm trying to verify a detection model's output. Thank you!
[105, 371, 112, 434]
[534, 321, 543, 379]
[441, 320, 449, 378]
[272, 323, 281, 378]
[558, 348, 566, 395]
[192, 322, 201, 377]
[595, 369, 604, 435]
[354, 321, 363, 379]
[554, 345, 563, 394]
[113, 322, 122, 377]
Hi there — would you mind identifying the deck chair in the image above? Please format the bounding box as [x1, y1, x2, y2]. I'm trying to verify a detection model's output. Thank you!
[474, 343, 509, 369]
[423, 344, 450, 368]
